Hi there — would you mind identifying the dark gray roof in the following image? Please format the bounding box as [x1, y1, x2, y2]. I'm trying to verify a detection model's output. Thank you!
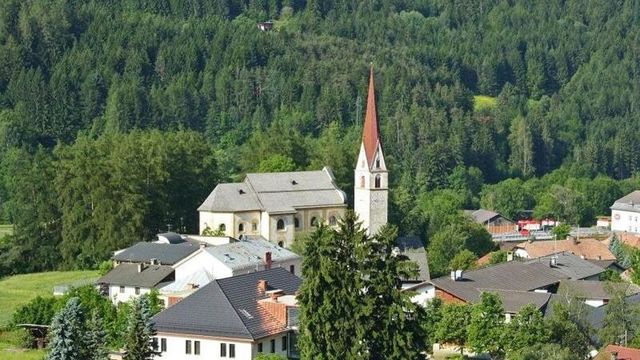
[484, 289, 552, 314]
[464, 209, 503, 224]
[396, 236, 430, 281]
[559, 280, 640, 300]
[587, 293, 640, 331]
[97, 263, 174, 288]
[152, 268, 301, 340]
[610, 190, 640, 212]
[525, 253, 606, 280]
[113, 242, 199, 265]
[431, 261, 566, 305]
[198, 167, 347, 214]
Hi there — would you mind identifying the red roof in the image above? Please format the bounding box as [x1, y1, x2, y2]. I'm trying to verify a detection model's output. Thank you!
[596, 345, 640, 360]
[362, 65, 380, 167]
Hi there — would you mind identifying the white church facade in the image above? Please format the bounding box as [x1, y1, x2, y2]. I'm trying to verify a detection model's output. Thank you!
[198, 66, 389, 244]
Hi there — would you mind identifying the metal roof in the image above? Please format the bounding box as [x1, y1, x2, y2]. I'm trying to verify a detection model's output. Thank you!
[113, 242, 199, 265]
[198, 168, 346, 214]
[152, 268, 301, 340]
[97, 263, 174, 288]
[204, 238, 301, 272]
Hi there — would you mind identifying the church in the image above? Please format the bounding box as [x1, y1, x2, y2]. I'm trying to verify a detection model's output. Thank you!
[197, 66, 389, 243]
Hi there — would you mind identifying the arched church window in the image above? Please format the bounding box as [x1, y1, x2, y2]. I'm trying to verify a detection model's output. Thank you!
[278, 241, 284, 247]
[329, 216, 337, 226]
[311, 217, 319, 227]
[376, 159, 380, 169]
[360, 176, 365, 188]
[219, 223, 226, 232]
[277, 219, 285, 230]
[294, 217, 300, 228]
[374, 175, 381, 188]
[238, 223, 244, 232]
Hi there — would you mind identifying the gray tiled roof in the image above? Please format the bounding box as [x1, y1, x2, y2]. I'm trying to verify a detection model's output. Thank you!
[610, 190, 640, 212]
[396, 236, 430, 282]
[526, 253, 605, 280]
[559, 280, 640, 300]
[198, 168, 347, 214]
[113, 242, 199, 265]
[464, 209, 502, 224]
[97, 263, 174, 288]
[152, 268, 301, 340]
[483, 289, 552, 313]
[204, 238, 301, 272]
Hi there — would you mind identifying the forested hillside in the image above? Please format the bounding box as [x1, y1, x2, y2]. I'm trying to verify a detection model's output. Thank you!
[1, 0, 640, 274]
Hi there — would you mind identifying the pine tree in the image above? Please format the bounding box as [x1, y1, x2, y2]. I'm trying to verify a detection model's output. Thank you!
[123, 295, 159, 360]
[47, 297, 87, 360]
[86, 311, 109, 360]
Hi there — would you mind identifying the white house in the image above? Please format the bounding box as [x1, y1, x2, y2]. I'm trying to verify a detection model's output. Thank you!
[97, 262, 174, 304]
[198, 167, 347, 247]
[611, 190, 640, 233]
[152, 268, 301, 360]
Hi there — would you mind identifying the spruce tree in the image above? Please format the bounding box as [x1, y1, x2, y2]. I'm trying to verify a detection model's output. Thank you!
[86, 311, 109, 360]
[47, 297, 87, 360]
[123, 295, 159, 360]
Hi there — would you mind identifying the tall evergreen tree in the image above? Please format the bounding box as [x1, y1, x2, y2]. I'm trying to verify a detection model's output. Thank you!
[47, 297, 87, 360]
[123, 295, 159, 360]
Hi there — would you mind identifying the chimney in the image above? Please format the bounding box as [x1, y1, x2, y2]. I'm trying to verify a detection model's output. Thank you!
[455, 269, 463, 280]
[507, 251, 514, 262]
[137, 263, 145, 273]
[265, 251, 272, 270]
[550, 257, 558, 267]
[257, 279, 268, 294]
[199, 243, 206, 249]
[269, 289, 285, 301]
[450, 270, 456, 281]
[149, 258, 158, 265]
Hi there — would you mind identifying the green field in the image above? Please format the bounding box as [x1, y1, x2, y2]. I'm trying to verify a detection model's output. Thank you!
[0, 330, 45, 360]
[0, 270, 99, 327]
[473, 95, 498, 111]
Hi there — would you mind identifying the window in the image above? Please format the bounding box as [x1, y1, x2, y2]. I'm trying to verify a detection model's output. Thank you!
[289, 265, 295, 274]
[270, 339, 276, 353]
[278, 241, 284, 247]
[360, 176, 365, 188]
[376, 158, 381, 168]
[186, 340, 192, 354]
[161, 338, 167, 352]
[277, 219, 285, 230]
[152, 338, 158, 351]
[258, 342, 263, 352]
[329, 216, 337, 226]
[219, 223, 226, 232]
[311, 217, 318, 227]
[221, 343, 227, 357]
[252, 222, 258, 231]
[135, 287, 140, 295]
[229, 344, 235, 358]
[374, 175, 381, 188]
[282, 335, 288, 351]
[119, 286, 125, 293]
[294, 217, 300, 228]
[194, 341, 200, 355]
[238, 223, 244, 232]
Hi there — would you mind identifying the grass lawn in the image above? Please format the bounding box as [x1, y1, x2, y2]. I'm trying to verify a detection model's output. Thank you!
[0, 224, 14, 238]
[473, 95, 497, 111]
[0, 270, 99, 327]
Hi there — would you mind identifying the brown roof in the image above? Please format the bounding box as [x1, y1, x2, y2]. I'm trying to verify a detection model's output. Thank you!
[515, 238, 615, 261]
[362, 65, 380, 168]
[595, 345, 640, 360]
[616, 232, 640, 249]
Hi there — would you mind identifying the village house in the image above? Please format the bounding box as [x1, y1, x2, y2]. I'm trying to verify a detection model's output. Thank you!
[464, 209, 516, 235]
[558, 279, 640, 308]
[427, 253, 607, 319]
[594, 345, 640, 360]
[513, 237, 616, 264]
[611, 190, 640, 233]
[152, 268, 301, 360]
[98, 236, 301, 305]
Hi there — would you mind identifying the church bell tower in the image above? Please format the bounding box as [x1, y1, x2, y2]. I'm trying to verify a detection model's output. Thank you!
[354, 65, 388, 235]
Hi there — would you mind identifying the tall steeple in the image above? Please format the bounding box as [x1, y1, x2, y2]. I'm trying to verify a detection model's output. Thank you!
[354, 65, 388, 235]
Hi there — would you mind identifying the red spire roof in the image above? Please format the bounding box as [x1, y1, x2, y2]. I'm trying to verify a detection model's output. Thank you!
[362, 64, 380, 167]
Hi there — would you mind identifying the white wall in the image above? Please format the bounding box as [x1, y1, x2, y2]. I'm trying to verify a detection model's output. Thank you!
[154, 333, 291, 360]
[200, 212, 234, 236]
[612, 209, 640, 233]
[404, 283, 435, 306]
[108, 285, 150, 304]
[585, 299, 606, 308]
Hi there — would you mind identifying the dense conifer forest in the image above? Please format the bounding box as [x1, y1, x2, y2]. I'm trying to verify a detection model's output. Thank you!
[1, 0, 640, 274]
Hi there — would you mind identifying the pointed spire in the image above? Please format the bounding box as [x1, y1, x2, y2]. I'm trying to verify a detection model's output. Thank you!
[362, 64, 380, 167]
